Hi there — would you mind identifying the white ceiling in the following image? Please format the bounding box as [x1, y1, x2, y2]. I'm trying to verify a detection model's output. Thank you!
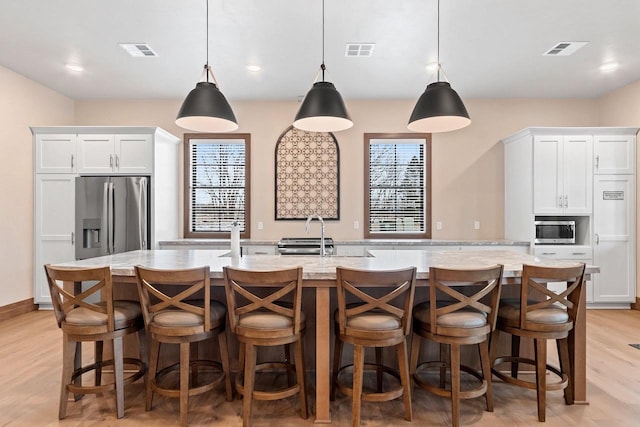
[1, 0, 639, 101]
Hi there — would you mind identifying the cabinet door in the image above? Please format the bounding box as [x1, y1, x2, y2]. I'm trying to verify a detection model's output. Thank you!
[593, 175, 635, 303]
[533, 135, 563, 214]
[35, 134, 76, 173]
[115, 134, 153, 174]
[77, 134, 115, 173]
[594, 135, 635, 174]
[563, 135, 593, 214]
[34, 174, 76, 305]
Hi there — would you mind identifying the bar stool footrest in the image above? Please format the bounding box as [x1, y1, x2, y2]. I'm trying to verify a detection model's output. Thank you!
[336, 363, 404, 402]
[413, 361, 487, 399]
[68, 357, 146, 395]
[492, 356, 568, 391]
[151, 359, 225, 398]
[236, 361, 301, 401]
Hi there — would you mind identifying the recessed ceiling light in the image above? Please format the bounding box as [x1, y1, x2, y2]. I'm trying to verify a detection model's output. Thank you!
[65, 64, 84, 73]
[246, 65, 262, 72]
[599, 62, 619, 73]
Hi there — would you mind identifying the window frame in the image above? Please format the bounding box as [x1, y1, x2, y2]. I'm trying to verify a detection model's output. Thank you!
[183, 133, 251, 239]
[364, 133, 432, 239]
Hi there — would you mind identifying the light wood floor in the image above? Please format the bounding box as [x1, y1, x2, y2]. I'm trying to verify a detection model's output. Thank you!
[1, 309, 639, 426]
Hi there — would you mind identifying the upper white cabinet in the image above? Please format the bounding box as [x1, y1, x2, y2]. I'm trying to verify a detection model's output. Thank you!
[77, 134, 153, 174]
[533, 134, 593, 214]
[35, 134, 77, 173]
[594, 135, 635, 174]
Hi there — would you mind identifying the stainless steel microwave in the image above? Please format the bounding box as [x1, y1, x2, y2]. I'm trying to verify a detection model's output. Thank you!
[534, 220, 576, 244]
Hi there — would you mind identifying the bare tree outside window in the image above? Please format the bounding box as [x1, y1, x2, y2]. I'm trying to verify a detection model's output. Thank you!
[365, 133, 431, 239]
[184, 134, 251, 238]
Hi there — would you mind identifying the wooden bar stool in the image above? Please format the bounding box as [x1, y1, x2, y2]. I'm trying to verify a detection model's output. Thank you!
[331, 266, 416, 427]
[491, 263, 586, 422]
[135, 265, 232, 427]
[44, 264, 146, 419]
[223, 266, 308, 427]
[410, 265, 504, 427]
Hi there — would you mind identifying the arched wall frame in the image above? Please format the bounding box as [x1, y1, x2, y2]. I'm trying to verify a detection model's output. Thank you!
[274, 125, 340, 220]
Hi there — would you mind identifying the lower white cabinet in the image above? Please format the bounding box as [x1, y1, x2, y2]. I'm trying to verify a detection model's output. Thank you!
[34, 174, 75, 305]
[592, 175, 636, 305]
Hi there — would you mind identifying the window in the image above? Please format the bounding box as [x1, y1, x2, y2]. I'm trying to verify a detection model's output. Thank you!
[364, 133, 431, 238]
[184, 133, 251, 238]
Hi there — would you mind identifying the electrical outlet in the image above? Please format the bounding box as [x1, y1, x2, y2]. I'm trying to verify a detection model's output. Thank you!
[436, 221, 442, 230]
[257, 221, 264, 230]
[353, 220, 359, 230]
[474, 221, 480, 230]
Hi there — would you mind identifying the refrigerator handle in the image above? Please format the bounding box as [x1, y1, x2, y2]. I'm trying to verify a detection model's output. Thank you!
[102, 182, 110, 254]
[139, 178, 148, 249]
[108, 182, 115, 254]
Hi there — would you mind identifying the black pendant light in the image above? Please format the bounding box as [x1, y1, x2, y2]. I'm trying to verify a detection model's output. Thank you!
[408, 0, 470, 133]
[294, 0, 353, 132]
[176, 0, 238, 133]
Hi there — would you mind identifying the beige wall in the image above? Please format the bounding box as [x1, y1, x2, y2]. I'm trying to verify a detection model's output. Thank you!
[75, 97, 599, 241]
[596, 80, 640, 298]
[0, 65, 74, 307]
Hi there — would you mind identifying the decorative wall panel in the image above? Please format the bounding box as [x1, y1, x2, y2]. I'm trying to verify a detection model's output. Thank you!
[275, 126, 340, 220]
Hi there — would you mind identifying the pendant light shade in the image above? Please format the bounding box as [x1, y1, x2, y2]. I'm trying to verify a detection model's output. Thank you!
[407, 81, 470, 133]
[176, 80, 238, 132]
[175, 0, 238, 133]
[293, 0, 353, 133]
[293, 81, 352, 132]
[408, 0, 470, 133]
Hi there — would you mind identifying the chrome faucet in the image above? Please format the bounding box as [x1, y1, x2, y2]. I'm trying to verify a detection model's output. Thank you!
[304, 215, 327, 257]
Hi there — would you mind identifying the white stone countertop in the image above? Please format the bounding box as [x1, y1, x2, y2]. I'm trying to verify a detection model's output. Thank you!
[56, 249, 596, 281]
[158, 239, 531, 247]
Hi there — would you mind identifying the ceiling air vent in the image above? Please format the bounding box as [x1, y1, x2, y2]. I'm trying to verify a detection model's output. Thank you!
[119, 43, 158, 57]
[345, 43, 375, 57]
[543, 41, 588, 56]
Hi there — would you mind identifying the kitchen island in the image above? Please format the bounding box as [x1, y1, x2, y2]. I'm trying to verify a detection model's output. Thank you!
[56, 249, 597, 423]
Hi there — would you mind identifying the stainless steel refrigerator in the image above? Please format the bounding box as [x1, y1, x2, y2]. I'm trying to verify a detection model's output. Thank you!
[75, 176, 149, 259]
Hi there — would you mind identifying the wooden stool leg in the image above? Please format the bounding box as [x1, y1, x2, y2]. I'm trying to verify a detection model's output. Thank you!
[242, 343, 257, 427]
[113, 336, 125, 419]
[137, 328, 149, 389]
[352, 344, 365, 427]
[397, 340, 413, 421]
[146, 339, 160, 411]
[450, 343, 461, 427]
[331, 337, 343, 400]
[180, 342, 190, 427]
[294, 338, 309, 419]
[439, 343, 448, 389]
[479, 339, 493, 412]
[534, 338, 547, 422]
[511, 335, 521, 379]
[409, 333, 421, 376]
[59, 337, 75, 419]
[489, 329, 500, 366]
[285, 343, 293, 387]
[73, 341, 82, 400]
[238, 341, 245, 396]
[375, 347, 384, 392]
[558, 338, 573, 404]
[218, 329, 233, 402]
[190, 341, 198, 386]
[94, 341, 103, 386]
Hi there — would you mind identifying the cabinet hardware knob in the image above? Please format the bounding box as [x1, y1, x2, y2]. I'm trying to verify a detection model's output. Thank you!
[71, 232, 75, 245]
[70, 154, 74, 169]
[110, 155, 113, 168]
[115, 155, 119, 168]
[595, 154, 600, 170]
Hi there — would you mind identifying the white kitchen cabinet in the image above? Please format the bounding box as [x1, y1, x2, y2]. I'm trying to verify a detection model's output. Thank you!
[34, 174, 75, 305]
[77, 134, 153, 174]
[533, 134, 592, 215]
[34, 134, 77, 173]
[592, 175, 636, 305]
[594, 135, 635, 174]
[532, 245, 593, 302]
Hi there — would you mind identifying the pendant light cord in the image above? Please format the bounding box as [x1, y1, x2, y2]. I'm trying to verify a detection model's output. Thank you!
[321, 0, 326, 81]
[436, 0, 440, 82]
[205, 0, 209, 82]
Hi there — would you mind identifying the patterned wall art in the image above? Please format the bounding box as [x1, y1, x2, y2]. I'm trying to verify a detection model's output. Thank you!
[275, 125, 340, 220]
